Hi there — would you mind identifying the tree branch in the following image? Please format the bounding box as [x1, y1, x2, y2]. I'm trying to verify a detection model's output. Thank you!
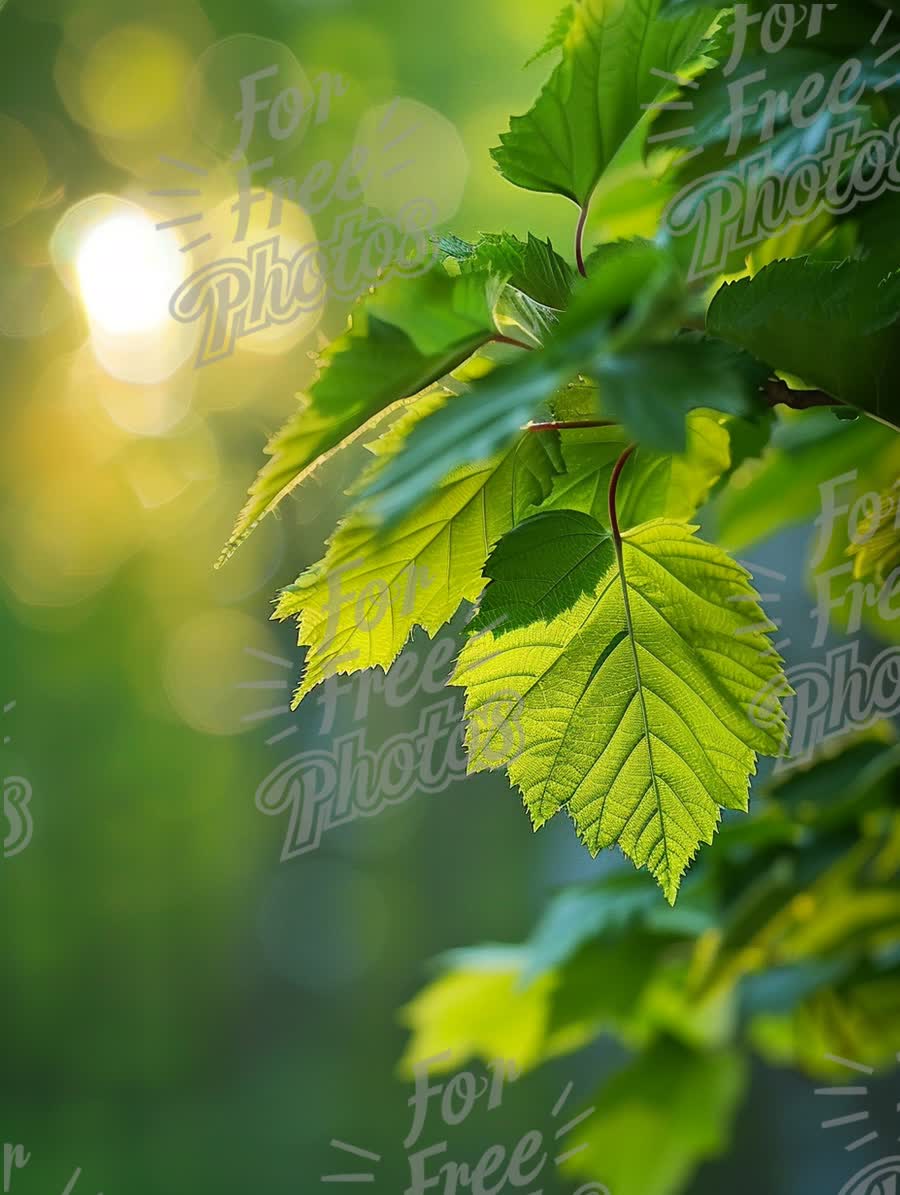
[764, 378, 842, 411]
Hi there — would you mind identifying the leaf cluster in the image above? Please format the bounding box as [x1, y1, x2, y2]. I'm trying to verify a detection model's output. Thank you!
[224, 3, 900, 1189]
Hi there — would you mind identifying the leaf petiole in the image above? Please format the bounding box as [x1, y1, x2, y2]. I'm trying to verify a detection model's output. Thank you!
[608, 442, 636, 550]
[575, 202, 590, 278]
[525, 419, 619, 433]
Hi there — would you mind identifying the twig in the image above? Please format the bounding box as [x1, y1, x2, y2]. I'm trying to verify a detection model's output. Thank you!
[764, 378, 842, 410]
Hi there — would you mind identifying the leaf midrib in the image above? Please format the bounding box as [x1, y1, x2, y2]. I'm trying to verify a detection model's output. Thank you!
[611, 530, 673, 892]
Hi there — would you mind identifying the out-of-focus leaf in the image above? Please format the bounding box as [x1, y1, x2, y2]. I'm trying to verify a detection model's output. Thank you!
[653, 50, 896, 151]
[750, 972, 900, 1078]
[567, 1040, 747, 1195]
[768, 734, 900, 833]
[848, 483, 900, 584]
[714, 411, 888, 552]
[520, 871, 716, 985]
[660, 112, 849, 280]
[802, 427, 900, 643]
[545, 933, 671, 1047]
[398, 947, 553, 1076]
[739, 958, 856, 1015]
[592, 337, 767, 452]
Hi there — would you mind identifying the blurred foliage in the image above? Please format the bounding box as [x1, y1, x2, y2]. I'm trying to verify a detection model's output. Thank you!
[403, 729, 900, 1194]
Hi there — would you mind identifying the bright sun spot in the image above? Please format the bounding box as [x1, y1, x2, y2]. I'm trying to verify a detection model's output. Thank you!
[76, 212, 185, 335]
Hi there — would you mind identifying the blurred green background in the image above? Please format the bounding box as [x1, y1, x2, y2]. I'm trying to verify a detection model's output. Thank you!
[0, 2, 896, 1193]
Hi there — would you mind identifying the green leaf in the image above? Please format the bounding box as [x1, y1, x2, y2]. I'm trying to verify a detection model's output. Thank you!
[493, 0, 712, 206]
[525, 2, 576, 66]
[798, 426, 900, 643]
[848, 483, 900, 585]
[453, 518, 790, 902]
[740, 958, 856, 1016]
[541, 412, 734, 528]
[765, 733, 900, 834]
[659, 109, 852, 280]
[220, 267, 499, 562]
[363, 242, 685, 524]
[659, 0, 720, 11]
[470, 509, 615, 633]
[750, 972, 900, 1078]
[708, 258, 900, 429]
[568, 1040, 747, 1195]
[593, 337, 767, 452]
[545, 933, 675, 1048]
[442, 232, 575, 311]
[652, 48, 896, 151]
[855, 188, 900, 260]
[398, 948, 554, 1077]
[362, 349, 570, 527]
[274, 395, 558, 701]
[436, 232, 576, 346]
[714, 410, 887, 552]
[521, 871, 715, 984]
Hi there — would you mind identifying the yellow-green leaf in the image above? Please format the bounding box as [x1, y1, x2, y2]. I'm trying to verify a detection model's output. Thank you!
[275, 396, 559, 702]
[454, 518, 790, 902]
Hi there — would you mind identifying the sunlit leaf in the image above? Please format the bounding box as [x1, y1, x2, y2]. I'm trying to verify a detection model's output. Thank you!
[221, 268, 500, 562]
[364, 242, 685, 524]
[541, 412, 733, 528]
[275, 395, 558, 701]
[455, 518, 790, 902]
[492, 0, 712, 207]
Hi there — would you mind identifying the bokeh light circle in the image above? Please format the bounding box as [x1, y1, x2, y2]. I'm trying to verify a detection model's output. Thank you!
[353, 98, 469, 226]
[51, 194, 201, 383]
[76, 211, 184, 334]
[79, 25, 193, 139]
[189, 35, 314, 162]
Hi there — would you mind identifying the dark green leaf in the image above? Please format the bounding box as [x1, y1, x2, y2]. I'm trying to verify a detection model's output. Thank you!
[471, 509, 614, 632]
[594, 337, 767, 452]
[708, 258, 900, 429]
